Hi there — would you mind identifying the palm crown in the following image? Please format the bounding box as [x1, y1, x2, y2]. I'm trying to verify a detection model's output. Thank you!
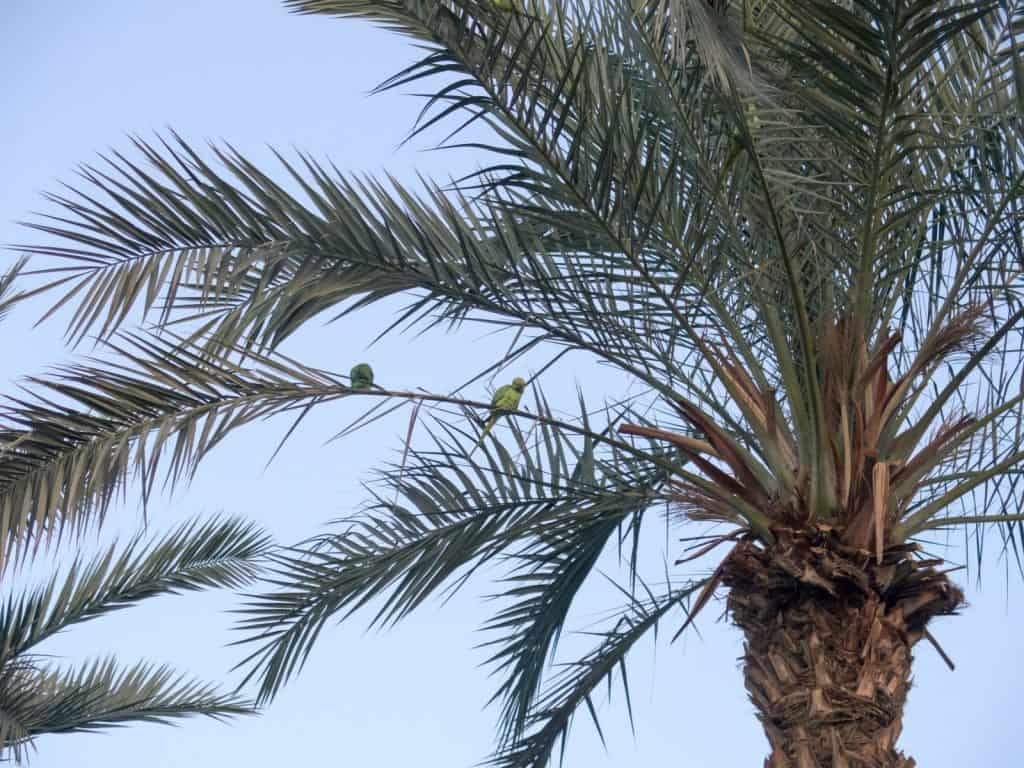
[7, 1, 1024, 765]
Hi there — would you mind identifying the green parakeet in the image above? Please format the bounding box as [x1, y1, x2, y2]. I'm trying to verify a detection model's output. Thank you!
[475, 376, 527, 448]
[349, 363, 374, 389]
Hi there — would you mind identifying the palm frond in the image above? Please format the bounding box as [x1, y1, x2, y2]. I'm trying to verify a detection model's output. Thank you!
[486, 578, 705, 768]
[482, 456, 667, 745]
[0, 515, 271, 664]
[234, 398, 677, 703]
[0, 656, 252, 762]
[0, 257, 29, 322]
[0, 334, 342, 560]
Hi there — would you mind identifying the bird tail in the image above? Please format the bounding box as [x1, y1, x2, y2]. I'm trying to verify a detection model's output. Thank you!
[470, 415, 499, 456]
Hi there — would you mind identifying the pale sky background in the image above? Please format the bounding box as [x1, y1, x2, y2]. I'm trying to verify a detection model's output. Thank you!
[1, 2, 1021, 766]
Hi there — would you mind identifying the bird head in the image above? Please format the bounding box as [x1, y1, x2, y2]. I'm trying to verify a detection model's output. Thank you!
[512, 377, 526, 391]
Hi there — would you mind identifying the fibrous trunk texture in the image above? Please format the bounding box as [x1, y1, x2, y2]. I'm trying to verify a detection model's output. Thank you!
[722, 528, 963, 768]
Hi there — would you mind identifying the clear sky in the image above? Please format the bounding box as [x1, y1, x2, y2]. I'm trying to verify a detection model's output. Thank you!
[2, 2, 1021, 766]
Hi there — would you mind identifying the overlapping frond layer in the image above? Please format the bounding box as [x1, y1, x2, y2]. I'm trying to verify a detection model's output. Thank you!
[0, 516, 270, 760]
[0, 335, 340, 561]
[235, 399, 676, 703]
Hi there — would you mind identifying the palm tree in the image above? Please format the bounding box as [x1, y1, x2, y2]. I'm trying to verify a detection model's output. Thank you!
[0, 262, 271, 759]
[10, 1, 1024, 765]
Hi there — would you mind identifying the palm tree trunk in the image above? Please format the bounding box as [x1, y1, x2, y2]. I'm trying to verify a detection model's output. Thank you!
[721, 529, 963, 768]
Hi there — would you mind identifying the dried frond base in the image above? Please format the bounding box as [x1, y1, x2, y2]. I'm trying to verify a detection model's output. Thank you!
[722, 528, 963, 768]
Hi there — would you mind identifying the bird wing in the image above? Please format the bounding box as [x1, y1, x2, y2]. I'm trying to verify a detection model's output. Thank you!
[349, 365, 372, 387]
[490, 385, 513, 409]
[494, 387, 522, 411]
[473, 386, 522, 455]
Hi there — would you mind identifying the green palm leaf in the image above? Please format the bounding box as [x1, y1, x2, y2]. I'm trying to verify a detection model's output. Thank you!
[0, 657, 251, 763]
[0, 515, 271, 759]
[487, 578, 705, 768]
[0, 515, 271, 663]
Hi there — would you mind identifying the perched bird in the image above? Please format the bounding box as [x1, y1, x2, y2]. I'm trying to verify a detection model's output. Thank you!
[349, 363, 374, 389]
[475, 377, 527, 449]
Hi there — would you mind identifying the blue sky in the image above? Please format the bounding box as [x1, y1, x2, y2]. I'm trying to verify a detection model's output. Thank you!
[2, 2, 1021, 766]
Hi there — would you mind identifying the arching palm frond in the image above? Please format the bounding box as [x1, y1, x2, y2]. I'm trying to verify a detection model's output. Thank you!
[0, 334, 344, 563]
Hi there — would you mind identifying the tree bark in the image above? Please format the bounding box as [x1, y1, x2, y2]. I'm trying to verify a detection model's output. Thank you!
[721, 528, 963, 768]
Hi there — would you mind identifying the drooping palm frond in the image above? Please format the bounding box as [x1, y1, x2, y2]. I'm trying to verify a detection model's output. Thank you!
[22, 138, 524, 350]
[0, 515, 271, 760]
[486, 578, 705, 768]
[0, 334, 347, 562]
[481, 493, 648, 746]
[235, 400, 678, 704]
